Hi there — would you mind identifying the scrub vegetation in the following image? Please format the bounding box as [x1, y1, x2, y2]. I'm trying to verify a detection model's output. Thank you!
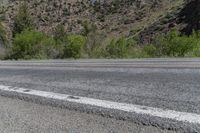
[0, 0, 200, 59]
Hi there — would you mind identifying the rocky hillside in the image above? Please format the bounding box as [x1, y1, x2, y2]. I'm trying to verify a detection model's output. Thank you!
[1, 0, 184, 38]
[139, 0, 200, 44]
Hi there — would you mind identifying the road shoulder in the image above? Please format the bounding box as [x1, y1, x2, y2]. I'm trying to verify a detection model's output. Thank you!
[0, 96, 175, 133]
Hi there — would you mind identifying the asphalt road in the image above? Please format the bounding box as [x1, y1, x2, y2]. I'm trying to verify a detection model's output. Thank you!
[1, 58, 200, 132]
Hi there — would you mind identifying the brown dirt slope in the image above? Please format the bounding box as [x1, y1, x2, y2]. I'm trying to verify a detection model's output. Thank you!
[1, 0, 184, 37]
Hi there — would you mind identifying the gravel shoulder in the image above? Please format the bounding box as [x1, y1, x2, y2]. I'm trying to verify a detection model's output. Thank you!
[0, 96, 176, 133]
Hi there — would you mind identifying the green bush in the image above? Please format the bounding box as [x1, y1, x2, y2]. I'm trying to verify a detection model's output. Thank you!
[192, 47, 200, 57]
[105, 37, 130, 58]
[166, 30, 194, 57]
[152, 29, 195, 57]
[40, 36, 59, 59]
[11, 30, 49, 59]
[10, 30, 86, 59]
[143, 44, 157, 57]
[81, 20, 105, 57]
[62, 34, 86, 59]
[190, 31, 200, 57]
[6, 27, 200, 60]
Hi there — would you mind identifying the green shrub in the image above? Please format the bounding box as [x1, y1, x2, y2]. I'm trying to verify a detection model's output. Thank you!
[166, 30, 194, 57]
[175, 35, 194, 57]
[10, 30, 86, 59]
[81, 20, 107, 58]
[152, 29, 195, 57]
[192, 46, 200, 57]
[40, 36, 59, 59]
[62, 34, 86, 59]
[143, 44, 157, 57]
[190, 31, 200, 57]
[105, 37, 130, 58]
[11, 30, 48, 59]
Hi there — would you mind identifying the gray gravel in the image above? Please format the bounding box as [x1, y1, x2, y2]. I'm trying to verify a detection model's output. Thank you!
[0, 96, 176, 133]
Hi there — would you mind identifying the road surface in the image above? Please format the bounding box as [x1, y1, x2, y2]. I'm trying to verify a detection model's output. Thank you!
[0, 58, 200, 132]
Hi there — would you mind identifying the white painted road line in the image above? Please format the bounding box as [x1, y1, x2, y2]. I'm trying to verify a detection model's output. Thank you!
[0, 85, 200, 124]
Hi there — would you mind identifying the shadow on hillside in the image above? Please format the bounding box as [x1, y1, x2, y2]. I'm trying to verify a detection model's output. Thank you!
[179, 0, 200, 35]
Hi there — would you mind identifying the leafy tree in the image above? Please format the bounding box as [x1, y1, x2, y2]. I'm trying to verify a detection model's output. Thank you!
[62, 34, 86, 58]
[81, 20, 106, 57]
[105, 37, 130, 58]
[0, 21, 7, 46]
[53, 24, 66, 41]
[13, 2, 34, 36]
[0, 7, 8, 47]
[11, 30, 46, 59]
[143, 44, 157, 57]
[190, 30, 200, 56]
[152, 29, 195, 57]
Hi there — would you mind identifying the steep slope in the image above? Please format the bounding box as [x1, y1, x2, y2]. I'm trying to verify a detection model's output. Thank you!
[179, 0, 200, 35]
[2, 0, 184, 37]
[139, 0, 200, 44]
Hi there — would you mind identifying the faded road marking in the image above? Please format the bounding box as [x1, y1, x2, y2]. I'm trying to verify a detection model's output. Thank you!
[0, 85, 200, 124]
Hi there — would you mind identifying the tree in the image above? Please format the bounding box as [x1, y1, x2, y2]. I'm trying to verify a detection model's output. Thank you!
[81, 20, 105, 57]
[0, 21, 7, 46]
[11, 30, 46, 59]
[53, 24, 66, 41]
[62, 34, 86, 59]
[152, 29, 195, 57]
[13, 2, 34, 36]
[105, 37, 129, 58]
[0, 6, 8, 47]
